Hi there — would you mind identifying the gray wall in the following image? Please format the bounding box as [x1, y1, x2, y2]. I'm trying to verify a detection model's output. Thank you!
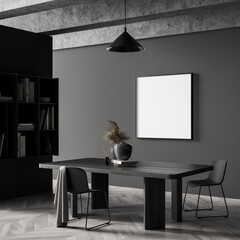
[53, 27, 240, 199]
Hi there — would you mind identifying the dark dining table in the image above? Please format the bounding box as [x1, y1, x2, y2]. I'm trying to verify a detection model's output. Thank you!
[39, 158, 213, 230]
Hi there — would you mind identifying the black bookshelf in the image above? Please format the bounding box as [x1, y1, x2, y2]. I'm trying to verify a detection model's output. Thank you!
[0, 24, 53, 200]
[0, 72, 58, 199]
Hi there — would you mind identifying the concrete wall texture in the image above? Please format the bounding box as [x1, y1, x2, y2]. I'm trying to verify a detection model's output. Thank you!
[1, 0, 240, 49]
[53, 27, 240, 199]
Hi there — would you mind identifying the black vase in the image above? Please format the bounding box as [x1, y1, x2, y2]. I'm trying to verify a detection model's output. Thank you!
[113, 142, 132, 160]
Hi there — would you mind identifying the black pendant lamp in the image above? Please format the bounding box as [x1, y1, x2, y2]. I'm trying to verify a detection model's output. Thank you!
[106, 0, 144, 52]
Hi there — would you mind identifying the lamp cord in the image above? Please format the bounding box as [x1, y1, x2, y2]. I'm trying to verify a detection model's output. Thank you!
[124, 0, 127, 31]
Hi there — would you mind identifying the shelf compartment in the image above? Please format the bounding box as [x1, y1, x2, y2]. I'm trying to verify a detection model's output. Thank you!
[39, 105, 56, 131]
[0, 103, 8, 159]
[17, 75, 38, 103]
[8, 103, 17, 158]
[39, 77, 58, 103]
[18, 104, 38, 128]
[0, 74, 59, 161]
[40, 131, 58, 156]
[17, 132, 38, 158]
[0, 73, 17, 101]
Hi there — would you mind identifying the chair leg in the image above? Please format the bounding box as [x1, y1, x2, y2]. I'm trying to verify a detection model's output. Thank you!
[221, 184, 229, 217]
[85, 191, 111, 231]
[68, 194, 83, 222]
[103, 191, 111, 224]
[85, 192, 90, 229]
[80, 194, 83, 215]
[182, 185, 188, 211]
[196, 184, 229, 219]
[183, 185, 213, 212]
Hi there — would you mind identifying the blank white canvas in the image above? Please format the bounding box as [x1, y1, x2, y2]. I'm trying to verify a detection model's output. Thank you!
[136, 74, 192, 139]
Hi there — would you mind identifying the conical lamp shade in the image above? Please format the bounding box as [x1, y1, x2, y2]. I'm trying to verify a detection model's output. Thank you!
[106, 30, 144, 52]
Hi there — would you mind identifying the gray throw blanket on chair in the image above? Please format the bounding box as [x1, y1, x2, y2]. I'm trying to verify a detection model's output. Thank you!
[54, 166, 69, 227]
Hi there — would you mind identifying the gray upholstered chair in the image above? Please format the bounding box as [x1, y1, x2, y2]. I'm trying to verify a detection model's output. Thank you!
[66, 167, 111, 230]
[182, 159, 229, 219]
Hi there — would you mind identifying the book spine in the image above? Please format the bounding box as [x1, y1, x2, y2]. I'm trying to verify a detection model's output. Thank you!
[20, 78, 30, 102]
[0, 133, 4, 158]
[45, 137, 52, 154]
[42, 108, 48, 130]
[29, 82, 35, 102]
[17, 133, 21, 158]
[40, 109, 46, 129]
[45, 108, 49, 130]
[18, 83, 23, 102]
[21, 135, 26, 158]
[49, 106, 54, 130]
[52, 107, 54, 130]
[49, 107, 52, 130]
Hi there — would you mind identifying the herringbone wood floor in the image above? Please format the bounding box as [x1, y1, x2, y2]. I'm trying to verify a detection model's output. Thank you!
[0, 185, 239, 240]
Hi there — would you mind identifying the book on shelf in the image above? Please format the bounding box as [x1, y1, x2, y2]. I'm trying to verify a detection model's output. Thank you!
[17, 133, 26, 158]
[18, 83, 23, 101]
[44, 137, 52, 154]
[18, 123, 35, 131]
[110, 159, 138, 167]
[40, 106, 54, 130]
[0, 96, 13, 101]
[18, 78, 35, 102]
[0, 133, 4, 158]
[45, 107, 49, 130]
[49, 106, 54, 130]
[40, 109, 46, 129]
[29, 82, 35, 102]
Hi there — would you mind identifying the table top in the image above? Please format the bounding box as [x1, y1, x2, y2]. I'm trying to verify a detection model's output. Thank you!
[39, 158, 213, 179]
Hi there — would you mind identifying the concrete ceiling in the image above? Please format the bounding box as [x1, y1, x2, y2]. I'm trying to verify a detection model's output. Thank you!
[0, 0, 240, 50]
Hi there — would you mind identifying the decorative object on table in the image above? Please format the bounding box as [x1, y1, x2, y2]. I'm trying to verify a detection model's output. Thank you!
[105, 157, 110, 165]
[106, 0, 144, 52]
[113, 142, 132, 160]
[103, 120, 132, 160]
[110, 147, 116, 159]
[102, 147, 110, 165]
[111, 159, 138, 167]
[136, 73, 193, 140]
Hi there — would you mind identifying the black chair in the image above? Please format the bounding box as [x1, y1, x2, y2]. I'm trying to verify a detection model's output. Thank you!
[66, 167, 111, 230]
[182, 159, 229, 219]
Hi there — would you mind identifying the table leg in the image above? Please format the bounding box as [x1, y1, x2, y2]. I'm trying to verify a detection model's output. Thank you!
[71, 193, 78, 218]
[171, 178, 182, 222]
[91, 173, 109, 209]
[144, 177, 165, 230]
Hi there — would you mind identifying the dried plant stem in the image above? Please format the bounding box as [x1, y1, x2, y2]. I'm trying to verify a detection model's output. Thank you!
[103, 120, 129, 144]
[102, 147, 108, 157]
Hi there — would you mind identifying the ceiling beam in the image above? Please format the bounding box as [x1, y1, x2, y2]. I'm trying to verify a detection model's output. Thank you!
[51, 3, 240, 50]
[0, 0, 82, 20]
[1, 0, 239, 34]
[0, 0, 239, 50]
[41, 1, 240, 35]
